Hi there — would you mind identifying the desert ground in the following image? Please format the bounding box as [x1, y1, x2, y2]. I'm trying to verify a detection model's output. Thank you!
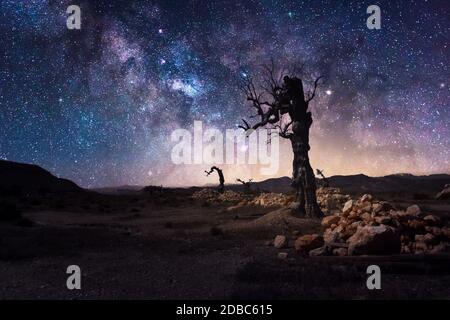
[1, 183, 450, 300]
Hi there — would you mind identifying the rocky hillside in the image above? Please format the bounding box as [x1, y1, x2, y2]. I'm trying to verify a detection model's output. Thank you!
[0, 160, 82, 194]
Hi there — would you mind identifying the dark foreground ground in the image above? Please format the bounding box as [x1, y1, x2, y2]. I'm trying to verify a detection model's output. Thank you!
[1, 189, 450, 299]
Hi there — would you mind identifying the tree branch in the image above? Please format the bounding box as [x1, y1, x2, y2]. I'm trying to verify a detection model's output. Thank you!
[306, 76, 323, 103]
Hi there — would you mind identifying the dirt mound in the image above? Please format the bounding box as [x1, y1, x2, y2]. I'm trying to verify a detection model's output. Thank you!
[295, 194, 450, 256]
[239, 208, 321, 232]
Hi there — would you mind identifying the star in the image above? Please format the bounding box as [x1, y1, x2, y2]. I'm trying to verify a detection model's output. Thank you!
[0, 0, 447, 187]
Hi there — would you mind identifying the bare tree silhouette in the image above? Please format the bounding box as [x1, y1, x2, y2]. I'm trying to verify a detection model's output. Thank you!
[239, 61, 323, 218]
[237, 178, 253, 190]
[205, 166, 225, 193]
[316, 169, 330, 188]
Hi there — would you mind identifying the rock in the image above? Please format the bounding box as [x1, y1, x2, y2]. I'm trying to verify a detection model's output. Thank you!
[360, 202, 372, 213]
[360, 194, 373, 203]
[226, 204, 242, 211]
[342, 200, 354, 214]
[341, 226, 356, 240]
[317, 187, 351, 214]
[323, 228, 341, 245]
[407, 219, 426, 233]
[372, 201, 394, 214]
[347, 225, 401, 255]
[332, 248, 348, 256]
[371, 203, 382, 214]
[321, 215, 340, 228]
[425, 226, 442, 237]
[414, 241, 428, 253]
[436, 185, 450, 200]
[441, 227, 450, 240]
[295, 234, 324, 252]
[430, 242, 450, 254]
[334, 224, 345, 233]
[295, 194, 448, 256]
[277, 252, 288, 259]
[401, 244, 412, 254]
[415, 233, 438, 245]
[423, 215, 441, 226]
[405, 205, 421, 217]
[375, 216, 392, 225]
[273, 235, 287, 249]
[309, 246, 329, 256]
[361, 212, 372, 222]
[251, 193, 294, 208]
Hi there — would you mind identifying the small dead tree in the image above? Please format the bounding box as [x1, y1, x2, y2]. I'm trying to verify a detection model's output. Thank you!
[239, 61, 323, 218]
[316, 169, 330, 188]
[205, 166, 225, 193]
[237, 178, 253, 191]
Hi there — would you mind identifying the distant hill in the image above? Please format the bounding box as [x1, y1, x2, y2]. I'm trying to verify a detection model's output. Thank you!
[242, 173, 450, 195]
[0, 160, 82, 194]
[1, 159, 449, 197]
[92, 185, 143, 195]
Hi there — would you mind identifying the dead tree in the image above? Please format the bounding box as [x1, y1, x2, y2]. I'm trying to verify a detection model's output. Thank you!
[316, 169, 330, 188]
[205, 166, 225, 193]
[239, 61, 323, 218]
[237, 178, 253, 190]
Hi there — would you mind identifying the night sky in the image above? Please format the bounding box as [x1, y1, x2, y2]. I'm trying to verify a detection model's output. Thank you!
[1, 0, 449, 188]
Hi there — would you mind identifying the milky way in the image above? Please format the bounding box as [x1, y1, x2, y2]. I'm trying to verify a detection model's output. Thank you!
[1, 0, 449, 188]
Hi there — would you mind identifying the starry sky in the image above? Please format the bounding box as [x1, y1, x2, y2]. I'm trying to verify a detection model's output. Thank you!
[0, 0, 449, 188]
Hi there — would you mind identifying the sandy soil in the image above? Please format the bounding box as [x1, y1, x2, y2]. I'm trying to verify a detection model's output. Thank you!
[1, 190, 450, 299]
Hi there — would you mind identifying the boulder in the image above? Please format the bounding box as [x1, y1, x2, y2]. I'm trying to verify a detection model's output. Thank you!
[407, 219, 426, 233]
[273, 235, 287, 248]
[323, 228, 341, 245]
[405, 205, 421, 217]
[430, 242, 450, 254]
[423, 215, 441, 226]
[360, 202, 372, 213]
[342, 200, 353, 214]
[332, 248, 348, 256]
[321, 215, 340, 228]
[360, 194, 373, 203]
[277, 252, 288, 259]
[442, 227, 450, 240]
[436, 185, 450, 200]
[375, 216, 392, 225]
[415, 233, 438, 245]
[295, 234, 324, 252]
[372, 201, 394, 214]
[316, 187, 351, 214]
[425, 226, 442, 237]
[347, 225, 401, 255]
[309, 246, 329, 257]
[414, 241, 429, 253]
[361, 212, 372, 222]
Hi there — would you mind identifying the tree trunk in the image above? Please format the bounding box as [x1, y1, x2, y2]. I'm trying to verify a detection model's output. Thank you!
[290, 116, 323, 218]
